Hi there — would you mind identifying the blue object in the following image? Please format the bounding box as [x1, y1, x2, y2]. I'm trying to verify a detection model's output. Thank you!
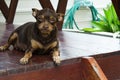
[63, 0, 99, 30]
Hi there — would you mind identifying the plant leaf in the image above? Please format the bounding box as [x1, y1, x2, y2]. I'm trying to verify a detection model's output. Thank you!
[82, 28, 101, 32]
[92, 21, 109, 31]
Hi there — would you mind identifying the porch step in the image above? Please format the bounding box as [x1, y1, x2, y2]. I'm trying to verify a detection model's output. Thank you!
[0, 23, 119, 80]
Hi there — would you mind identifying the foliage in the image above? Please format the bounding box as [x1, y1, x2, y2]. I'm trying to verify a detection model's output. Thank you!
[83, 4, 120, 33]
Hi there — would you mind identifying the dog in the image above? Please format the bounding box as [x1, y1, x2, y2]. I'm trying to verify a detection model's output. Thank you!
[0, 8, 64, 65]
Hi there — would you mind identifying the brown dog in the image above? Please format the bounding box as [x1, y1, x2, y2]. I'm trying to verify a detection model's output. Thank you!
[0, 8, 64, 65]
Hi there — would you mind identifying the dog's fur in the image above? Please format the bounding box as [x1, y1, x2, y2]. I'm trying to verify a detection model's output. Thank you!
[0, 8, 64, 65]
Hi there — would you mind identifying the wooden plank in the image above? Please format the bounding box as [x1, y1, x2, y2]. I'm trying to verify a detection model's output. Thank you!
[7, 0, 18, 24]
[56, 0, 68, 30]
[0, 0, 9, 20]
[56, 0, 68, 13]
[81, 57, 108, 80]
[38, 0, 54, 11]
[0, 62, 82, 80]
[94, 52, 120, 80]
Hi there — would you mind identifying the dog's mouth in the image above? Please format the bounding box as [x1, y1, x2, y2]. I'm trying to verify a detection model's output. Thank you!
[40, 29, 51, 37]
[41, 29, 49, 33]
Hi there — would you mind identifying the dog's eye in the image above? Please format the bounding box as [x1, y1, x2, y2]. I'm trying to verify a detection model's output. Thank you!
[49, 19, 56, 23]
[37, 15, 44, 22]
[49, 18, 56, 23]
[38, 18, 44, 22]
[49, 16, 56, 23]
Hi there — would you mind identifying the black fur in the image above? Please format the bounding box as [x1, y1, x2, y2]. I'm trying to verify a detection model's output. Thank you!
[0, 8, 63, 65]
[9, 22, 58, 52]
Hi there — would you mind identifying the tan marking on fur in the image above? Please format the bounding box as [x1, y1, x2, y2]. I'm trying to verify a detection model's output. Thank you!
[38, 21, 54, 34]
[31, 39, 43, 49]
[41, 15, 44, 18]
[20, 51, 32, 64]
[0, 33, 18, 51]
[52, 50, 60, 64]
[32, 8, 38, 17]
[43, 41, 57, 50]
[47, 41, 57, 49]
[50, 16, 53, 19]
[48, 23, 54, 32]
[31, 39, 57, 50]
[24, 51, 32, 58]
[0, 43, 9, 51]
[57, 13, 64, 21]
[9, 32, 18, 41]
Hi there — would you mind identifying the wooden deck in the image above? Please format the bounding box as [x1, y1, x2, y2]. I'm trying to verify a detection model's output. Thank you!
[0, 23, 120, 80]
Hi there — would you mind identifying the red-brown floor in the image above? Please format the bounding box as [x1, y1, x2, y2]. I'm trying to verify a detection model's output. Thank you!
[0, 23, 120, 80]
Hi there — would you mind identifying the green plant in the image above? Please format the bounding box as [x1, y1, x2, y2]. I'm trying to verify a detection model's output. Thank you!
[83, 3, 120, 33]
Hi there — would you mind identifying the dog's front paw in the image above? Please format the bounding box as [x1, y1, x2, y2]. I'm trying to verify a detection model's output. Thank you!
[0, 46, 6, 51]
[20, 57, 29, 64]
[53, 56, 61, 65]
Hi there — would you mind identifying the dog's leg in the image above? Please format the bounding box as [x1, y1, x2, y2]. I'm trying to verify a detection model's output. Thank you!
[20, 49, 33, 64]
[20, 39, 43, 64]
[0, 32, 18, 51]
[52, 48, 61, 65]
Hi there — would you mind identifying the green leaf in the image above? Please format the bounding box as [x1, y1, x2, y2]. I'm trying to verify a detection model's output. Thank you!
[103, 8, 112, 23]
[92, 21, 108, 31]
[82, 28, 101, 32]
[90, 3, 120, 33]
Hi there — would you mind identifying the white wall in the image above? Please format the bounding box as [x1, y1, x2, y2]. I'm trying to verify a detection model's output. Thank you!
[0, 0, 111, 26]
[0, 0, 74, 24]
[92, 0, 111, 8]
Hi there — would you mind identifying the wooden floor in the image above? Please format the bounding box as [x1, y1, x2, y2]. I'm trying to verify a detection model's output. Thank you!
[0, 23, 120, 80]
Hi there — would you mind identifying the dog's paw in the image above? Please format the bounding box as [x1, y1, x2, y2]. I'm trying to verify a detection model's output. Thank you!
[0, 46, 6, 51]
[53, 56, 61, 65]
[20, 57, 29, 64]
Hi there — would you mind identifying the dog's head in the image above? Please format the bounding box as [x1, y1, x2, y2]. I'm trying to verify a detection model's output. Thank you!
[32, 8, 64, 37]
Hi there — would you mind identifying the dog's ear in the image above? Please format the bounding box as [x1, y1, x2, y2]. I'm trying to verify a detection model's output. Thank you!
[57, 13, 64, 21]
[32, 8, 39, 17]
